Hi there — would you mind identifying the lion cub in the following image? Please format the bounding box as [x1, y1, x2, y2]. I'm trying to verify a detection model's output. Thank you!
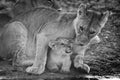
[47, 38, 73, 72]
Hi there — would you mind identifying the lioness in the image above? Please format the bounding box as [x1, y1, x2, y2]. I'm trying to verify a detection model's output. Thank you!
[0, 4, 109, 74]
[47, 38, 73, 73]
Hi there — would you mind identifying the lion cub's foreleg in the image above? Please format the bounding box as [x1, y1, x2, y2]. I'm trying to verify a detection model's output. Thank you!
[61, 56, 71, 72]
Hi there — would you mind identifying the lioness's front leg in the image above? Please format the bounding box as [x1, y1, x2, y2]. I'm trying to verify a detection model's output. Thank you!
[74, 55, 90, 73]
[26, 33, 48, 74]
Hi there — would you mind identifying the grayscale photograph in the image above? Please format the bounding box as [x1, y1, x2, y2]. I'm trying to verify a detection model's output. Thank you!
[0, 0, 120, 80]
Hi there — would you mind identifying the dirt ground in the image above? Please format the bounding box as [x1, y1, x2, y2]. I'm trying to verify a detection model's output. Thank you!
[0, 61, 120, 80]
[0, 60, 88, 80]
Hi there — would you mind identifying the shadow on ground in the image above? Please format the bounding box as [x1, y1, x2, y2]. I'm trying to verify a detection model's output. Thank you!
[0, 61, 120, 80]
[0, 61, 96, 80]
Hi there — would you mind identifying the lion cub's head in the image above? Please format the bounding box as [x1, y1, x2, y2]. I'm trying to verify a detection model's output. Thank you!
[74, 4, 110, 46]
[49, 38, 73, 56]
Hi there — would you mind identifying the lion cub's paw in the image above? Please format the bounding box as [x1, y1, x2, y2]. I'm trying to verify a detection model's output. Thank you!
[60, 67, 70, 73]
[60, 69, 70, 73]
[26, 66, 44, 74]
[49, 68, 59, 72]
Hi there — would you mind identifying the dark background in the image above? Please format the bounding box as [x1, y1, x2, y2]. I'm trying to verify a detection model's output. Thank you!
[0, 0, 120, 79]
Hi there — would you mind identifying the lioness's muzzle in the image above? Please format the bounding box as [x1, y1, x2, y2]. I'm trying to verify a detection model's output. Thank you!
[75, 35, 89, 46]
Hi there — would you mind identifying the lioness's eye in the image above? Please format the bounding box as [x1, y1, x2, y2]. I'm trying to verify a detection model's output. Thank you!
[79, 11, 82, 15]
[79, 26, 84, 31]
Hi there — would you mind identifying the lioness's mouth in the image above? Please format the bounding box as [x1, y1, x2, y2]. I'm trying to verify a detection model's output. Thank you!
[0, 6, 5, 10]
[79, 43, 84, 46]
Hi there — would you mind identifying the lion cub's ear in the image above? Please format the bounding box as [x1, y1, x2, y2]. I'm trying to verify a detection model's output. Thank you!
[49, 41, 57, 49]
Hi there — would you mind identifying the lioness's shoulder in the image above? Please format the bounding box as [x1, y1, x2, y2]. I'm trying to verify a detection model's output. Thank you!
[8, 7, 61, 31]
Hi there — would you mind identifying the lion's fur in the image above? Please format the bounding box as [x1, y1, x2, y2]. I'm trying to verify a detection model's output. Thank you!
[0, 5, 109, 74]
[0, 7, 76, 56]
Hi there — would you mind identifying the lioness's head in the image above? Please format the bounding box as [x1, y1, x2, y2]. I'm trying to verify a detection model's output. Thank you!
[74, 4, 110, 46]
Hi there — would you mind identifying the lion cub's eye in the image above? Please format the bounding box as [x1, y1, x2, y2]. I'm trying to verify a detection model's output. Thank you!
[65, 48, 72, 53]
[61, 43, 65, 45]
[79, 11, 82, 15]
[90, 30, 96, 35]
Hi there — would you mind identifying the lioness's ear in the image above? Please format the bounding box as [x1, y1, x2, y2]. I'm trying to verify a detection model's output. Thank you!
[100, 11, 110, 28]
[77, 3, 87, 17]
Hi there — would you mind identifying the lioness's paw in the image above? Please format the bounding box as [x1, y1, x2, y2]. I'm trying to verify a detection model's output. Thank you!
[76, 64, 90, 73]
[26, 66, 44, 74]
[26, 66, 39, 74]
[82, 64, 90, 73]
